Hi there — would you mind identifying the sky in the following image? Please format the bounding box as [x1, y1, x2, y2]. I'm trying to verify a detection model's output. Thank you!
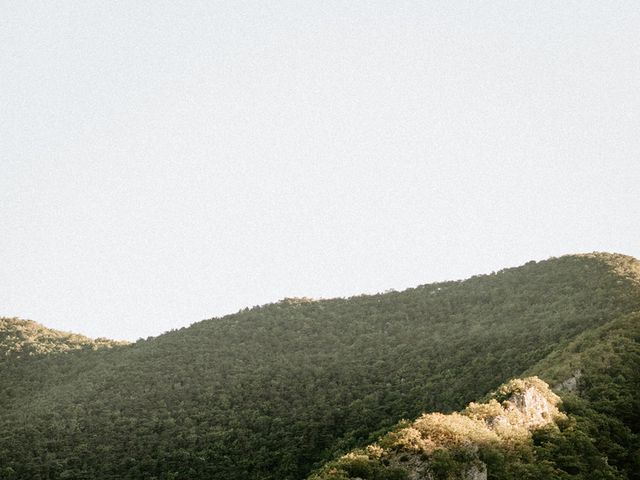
[2, 1, 639, 341]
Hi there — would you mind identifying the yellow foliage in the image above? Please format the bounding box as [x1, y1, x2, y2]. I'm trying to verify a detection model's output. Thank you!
[388, 425, 438, 454]
[377, 377, 563, 461]
[464, 399, 503, 421]
[365, 444, 385, 459]
[413, 412, 499, 451]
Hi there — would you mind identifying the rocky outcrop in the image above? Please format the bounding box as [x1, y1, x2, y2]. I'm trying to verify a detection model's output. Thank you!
[310, 377, 563, 480]
[389, 456, 487, 480]
[467, 377, 563, 437]
[463, 463, 487, 480]
[554, 370, 582, 393]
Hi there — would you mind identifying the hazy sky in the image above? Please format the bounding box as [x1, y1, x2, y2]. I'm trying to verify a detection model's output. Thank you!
[2, 1, 639, 340]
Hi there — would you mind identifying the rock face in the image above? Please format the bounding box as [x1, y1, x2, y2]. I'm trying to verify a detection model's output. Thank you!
[507, 385, 557, 426]
[554, 370, 582, 393]
[311, 377, 562, 480]
[463, 463, 487, 480]
[385, 455, 487, 480]
[479, 378, 563, 435]
[382, 378, 563, 479]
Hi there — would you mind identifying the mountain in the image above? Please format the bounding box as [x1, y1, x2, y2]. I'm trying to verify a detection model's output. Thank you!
[1, 252, 639, 480]
[310, 310, 640, 479]
[309, 377, 567, 480]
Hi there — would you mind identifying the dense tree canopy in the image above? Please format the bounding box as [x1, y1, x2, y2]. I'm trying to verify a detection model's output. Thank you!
[0, 317, 125, 359]
[1, 253, 639, 479]
[311, 312, 640, 479]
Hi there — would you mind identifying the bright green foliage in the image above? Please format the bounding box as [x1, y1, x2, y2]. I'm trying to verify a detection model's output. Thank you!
[1, 253, 640, 479]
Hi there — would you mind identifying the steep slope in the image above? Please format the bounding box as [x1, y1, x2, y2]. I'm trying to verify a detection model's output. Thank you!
[309, 377, 568, 480]
[310, 311, 640, 480]
[1, 253, 639, 480]
[529, 310, 640, 407]
[529, 310, 640, 478]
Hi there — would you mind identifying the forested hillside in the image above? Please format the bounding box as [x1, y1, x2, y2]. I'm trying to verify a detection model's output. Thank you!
[1, 253, 639, 480]
[0, 317, 126, 360]
[310, 311, 640, 480]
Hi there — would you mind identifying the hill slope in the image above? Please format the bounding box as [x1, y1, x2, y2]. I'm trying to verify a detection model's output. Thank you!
[309, 377, 568, 480]
[1, 253, 639, 480]
[310, 310, 640, 479]
[0, 317, 126, 359]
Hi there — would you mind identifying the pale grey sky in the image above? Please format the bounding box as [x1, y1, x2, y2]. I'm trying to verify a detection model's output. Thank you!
[2, 1, 639, 340]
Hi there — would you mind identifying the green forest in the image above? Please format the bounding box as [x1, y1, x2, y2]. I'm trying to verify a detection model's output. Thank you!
[310, 312, 640, 480]
[1, 253, 639, 479]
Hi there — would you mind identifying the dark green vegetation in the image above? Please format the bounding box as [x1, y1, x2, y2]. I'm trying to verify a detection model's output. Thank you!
[311, 311, 640, 479]
[1, 253, 639, 479]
